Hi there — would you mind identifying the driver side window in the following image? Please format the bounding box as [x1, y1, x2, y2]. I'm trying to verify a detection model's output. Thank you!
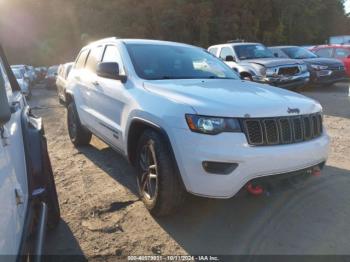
[219, 47, 234, 60]
[102, 45, 125, 75]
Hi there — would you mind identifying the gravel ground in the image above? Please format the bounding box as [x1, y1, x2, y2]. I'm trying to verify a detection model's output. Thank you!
[28, 83, 350, 261]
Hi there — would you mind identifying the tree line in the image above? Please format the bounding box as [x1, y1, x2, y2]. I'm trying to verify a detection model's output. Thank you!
[0, 0, 349, 66]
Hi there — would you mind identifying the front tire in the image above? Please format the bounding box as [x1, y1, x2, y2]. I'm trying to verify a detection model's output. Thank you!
[67, 102, 92, 146]
[136, 129, 185, 216]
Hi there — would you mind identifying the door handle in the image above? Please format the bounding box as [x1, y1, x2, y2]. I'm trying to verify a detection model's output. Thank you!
[75, 76, 81, 81]
[15, 188, 24, 205]
[92, 81, 99, 86]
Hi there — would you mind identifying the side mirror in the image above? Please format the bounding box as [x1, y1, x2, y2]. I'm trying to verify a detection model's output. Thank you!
[96, 62, 127, 82]
[274, 53, 279, 58]
[225, 55, 236, 62]
[0, 76, 11, 126]
[347, 55, 350, 59]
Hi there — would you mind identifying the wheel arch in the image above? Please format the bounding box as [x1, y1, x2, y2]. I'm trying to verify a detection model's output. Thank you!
[126, 118, 179, 169]
[64, 91, 74, 107]
[240, 71, 253, 79]
[21, 106, 52, 194]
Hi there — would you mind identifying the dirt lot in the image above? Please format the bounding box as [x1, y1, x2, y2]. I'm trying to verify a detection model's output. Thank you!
[29, 83, 350, 260]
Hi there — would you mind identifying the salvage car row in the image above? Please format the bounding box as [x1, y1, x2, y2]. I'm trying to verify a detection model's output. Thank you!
[208, 41, 349, 90]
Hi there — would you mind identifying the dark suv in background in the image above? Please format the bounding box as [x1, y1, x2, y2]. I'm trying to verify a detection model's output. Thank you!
[269, 46, 348, 86]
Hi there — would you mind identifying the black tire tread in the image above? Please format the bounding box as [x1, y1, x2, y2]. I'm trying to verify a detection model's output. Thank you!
[137, 129, 186, 216]
[67, 102, 92, 146]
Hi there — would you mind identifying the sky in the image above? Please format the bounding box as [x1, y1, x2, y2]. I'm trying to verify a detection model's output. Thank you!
[346, 0, 350, 13]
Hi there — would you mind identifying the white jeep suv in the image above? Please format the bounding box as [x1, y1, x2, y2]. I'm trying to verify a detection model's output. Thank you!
[65, 38, 329, 216]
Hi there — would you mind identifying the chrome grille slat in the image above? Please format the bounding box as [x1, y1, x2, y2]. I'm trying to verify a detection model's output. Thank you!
[243, 113, 322, 146]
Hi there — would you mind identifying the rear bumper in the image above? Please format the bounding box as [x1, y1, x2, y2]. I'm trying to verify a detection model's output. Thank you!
[253, 71, 310, 89]
[170, 127, 330, 198]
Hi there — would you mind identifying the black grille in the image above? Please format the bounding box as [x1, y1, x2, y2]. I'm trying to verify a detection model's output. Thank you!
[243, 113, 323, 146]
[329, 65, 345, 71]
[244, 120, 263, 144]
[278, 66, 300, 76]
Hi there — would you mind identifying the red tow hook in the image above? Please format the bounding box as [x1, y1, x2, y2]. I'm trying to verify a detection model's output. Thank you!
[311, 166, 321, 176]
[246, 183, 264, 196]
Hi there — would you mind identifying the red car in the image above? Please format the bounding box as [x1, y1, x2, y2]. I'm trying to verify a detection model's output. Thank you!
[310, 45, 350, 77]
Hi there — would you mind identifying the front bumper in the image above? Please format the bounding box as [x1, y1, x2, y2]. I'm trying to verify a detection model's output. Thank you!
[310, 69, 349, 85]
[253, 71, 310, 89]
[170, 128, 330, 198]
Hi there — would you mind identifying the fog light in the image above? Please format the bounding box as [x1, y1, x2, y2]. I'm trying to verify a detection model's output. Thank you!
[202, 161, 238, 175]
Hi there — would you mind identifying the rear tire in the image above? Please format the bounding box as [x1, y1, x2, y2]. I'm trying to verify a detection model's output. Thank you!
[67, 102, 92, 146]
[136, 129, 186, 216]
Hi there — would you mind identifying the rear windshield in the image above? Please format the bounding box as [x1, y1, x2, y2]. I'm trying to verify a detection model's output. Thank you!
[48, 66, 58, 74]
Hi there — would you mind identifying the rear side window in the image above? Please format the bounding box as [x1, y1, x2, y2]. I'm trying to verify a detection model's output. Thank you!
[219, 47, 234, 60]
[86, 46, 104, 72]
[64, 64, 73, 79]
[334, 48, 350, 58]
[314, 48, 333, 58]
[102, 45, 125, 74]
[75, 49, 89, 69]
[270, 48, 288, 58]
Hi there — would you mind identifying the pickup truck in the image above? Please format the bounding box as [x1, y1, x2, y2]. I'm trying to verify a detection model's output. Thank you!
[208, 41, 310, 90]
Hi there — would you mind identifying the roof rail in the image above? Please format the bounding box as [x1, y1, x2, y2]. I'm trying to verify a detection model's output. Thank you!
[227, 39, 245, 43]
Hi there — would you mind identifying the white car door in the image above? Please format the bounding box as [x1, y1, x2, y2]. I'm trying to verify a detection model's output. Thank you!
[0, 57, 28, 256]
[89, 44, 128, 151]
[70, 49, 96, 127]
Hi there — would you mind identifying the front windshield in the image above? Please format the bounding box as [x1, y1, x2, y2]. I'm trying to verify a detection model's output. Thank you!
[234, 44, 275, 60]
[282, 47, 317, 59]
[12, 69, 22, 79]
[126, 44, 239, 80]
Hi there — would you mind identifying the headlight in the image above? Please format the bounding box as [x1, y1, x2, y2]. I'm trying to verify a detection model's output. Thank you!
[257, 66, 266, 76]
[250, 64, 266, 76]
[266, 67, 278, 76]
[311, 64, 328, 70]
[185, 114, 242, 135]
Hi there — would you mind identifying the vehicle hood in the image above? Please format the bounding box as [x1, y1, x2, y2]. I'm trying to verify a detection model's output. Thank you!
[143, 79, 321, 117]
[301, 57, 343, 66]
[241, 58, 303, 68]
